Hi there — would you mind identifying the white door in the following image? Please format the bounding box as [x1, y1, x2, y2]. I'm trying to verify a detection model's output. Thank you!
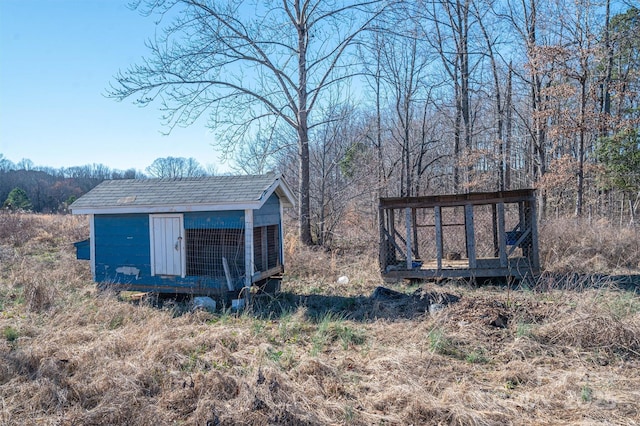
[150, 214, 185, 277]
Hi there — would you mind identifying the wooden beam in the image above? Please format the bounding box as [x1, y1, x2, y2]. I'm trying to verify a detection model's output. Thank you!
[89, 214, 96, 280]
[435, 206, 443, 271]
[497, 202, 507, 267]
[529, 200, 541, 271]
[252, 265, 284, 283]
[465, 204, 476, 269]
[261, 226, 268, 271]
[492, 204, 499, 257]
[379, 207, 386, 270]
[244, 209, 254, 304]
[405, 207, 412, 269]
[380, 189, 536, 210]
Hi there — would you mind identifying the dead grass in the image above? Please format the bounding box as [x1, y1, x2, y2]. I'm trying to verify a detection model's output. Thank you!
[0, 213, 639, 425]
[540, 217, 640, 274]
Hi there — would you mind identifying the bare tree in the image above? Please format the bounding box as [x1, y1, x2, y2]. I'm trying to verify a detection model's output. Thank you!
[16, 158, 34, 171]
[377, 27, 432, 196]
[472, 0, 510, 190]
[145, 156, 206, 178]
[424, 0, 477, 192]
[0, 154, 15, 172]
[108, 0, 388, 245]
[502, 0, 555, 215]
[232, 130, 290, 175]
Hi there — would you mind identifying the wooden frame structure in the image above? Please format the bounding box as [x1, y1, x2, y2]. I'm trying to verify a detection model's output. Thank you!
[379, 189, 540, 281]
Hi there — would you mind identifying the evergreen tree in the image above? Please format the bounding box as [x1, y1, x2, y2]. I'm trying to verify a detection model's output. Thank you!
[3, 187, 33, 211]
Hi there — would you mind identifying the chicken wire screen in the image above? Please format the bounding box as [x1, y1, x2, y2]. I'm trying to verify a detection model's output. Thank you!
[184, 223, 281, 281]
[186, 228, 245, 279]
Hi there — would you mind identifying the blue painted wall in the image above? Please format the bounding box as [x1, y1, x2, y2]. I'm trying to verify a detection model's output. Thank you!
[74, 239, 90, 260]
[94, 214, 149, 281]
[255, 193, 281, 227]
[90, 193, 283, 294]
[184, 210, 244, 229]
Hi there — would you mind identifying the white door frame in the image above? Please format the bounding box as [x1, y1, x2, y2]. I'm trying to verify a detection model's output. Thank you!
[149, 214, 186, 278]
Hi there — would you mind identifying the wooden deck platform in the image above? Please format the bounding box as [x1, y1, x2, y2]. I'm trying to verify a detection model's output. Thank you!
[383, 257, 536, 280]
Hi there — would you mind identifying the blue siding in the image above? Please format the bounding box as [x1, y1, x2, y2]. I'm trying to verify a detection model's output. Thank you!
[74, 239, 90, 260]
[184, 211, 244, 229]
[94, 214, 151, 283]
[255, 193, 281, 227]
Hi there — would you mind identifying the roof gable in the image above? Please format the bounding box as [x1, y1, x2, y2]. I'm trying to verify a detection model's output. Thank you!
[70, 172, 295, 214]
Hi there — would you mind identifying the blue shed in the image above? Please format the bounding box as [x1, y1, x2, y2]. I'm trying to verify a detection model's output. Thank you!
[70, 172, 295, 297]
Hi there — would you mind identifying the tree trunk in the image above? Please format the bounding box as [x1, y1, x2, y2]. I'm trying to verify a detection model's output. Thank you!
[575, 73, 588, 217]
[600, 0, 612, 135]
[505, 63, 513, 190]
[459, 0, 471, 191]
[297, 7, 313, 245]
[298, 122, 313, 245]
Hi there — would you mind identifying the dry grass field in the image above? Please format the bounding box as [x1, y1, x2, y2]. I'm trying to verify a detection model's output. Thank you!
[1, 212, 639, 425]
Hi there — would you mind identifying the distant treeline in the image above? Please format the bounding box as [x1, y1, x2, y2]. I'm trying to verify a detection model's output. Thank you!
[0, 160, 145, 213]
[0, 155, 219, 213]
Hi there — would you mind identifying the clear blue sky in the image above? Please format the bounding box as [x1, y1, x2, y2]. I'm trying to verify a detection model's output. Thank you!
[0, 0, 228, 174]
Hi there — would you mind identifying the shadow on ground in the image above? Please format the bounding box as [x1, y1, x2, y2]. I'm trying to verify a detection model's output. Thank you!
[129, 273, 640, 322]
[250, 286, 461, 323]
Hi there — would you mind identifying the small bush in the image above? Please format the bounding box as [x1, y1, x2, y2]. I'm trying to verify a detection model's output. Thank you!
[581, 385, 593, 403]
[465, 349, 489, 364]
[3, 326, 18, 343]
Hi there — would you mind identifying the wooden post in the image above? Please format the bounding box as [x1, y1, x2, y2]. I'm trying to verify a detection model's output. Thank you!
[389, 209, 396, 261]
[244, 209, 254, 305]
[405, 207, 412, 269]
[497, 202, 507, 267]
[529, 199, 540, 271]
[261, 226, 268, 270]
[434, 206, 443, 271]
[492, 204, 499, 257]
[279, 202, 285, 269]
[412, 208, 419, 260]
[89, 214, 96, 281]
[464, 204, 476, 269]
[379, 207, 386, 270]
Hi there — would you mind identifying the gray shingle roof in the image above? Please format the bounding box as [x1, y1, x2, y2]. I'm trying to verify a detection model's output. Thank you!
[70, 172, 295, 214]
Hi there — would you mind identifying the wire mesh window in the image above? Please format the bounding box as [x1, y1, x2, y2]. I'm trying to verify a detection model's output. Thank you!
[185, 223, 280, 281]
[253, 225, 280, 272]
[185, 228, 245, 279]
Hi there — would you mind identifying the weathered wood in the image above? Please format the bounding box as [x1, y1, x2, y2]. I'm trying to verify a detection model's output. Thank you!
[380, 189, 535, 210]
[412, 208, 419, 260]
[261, 226, 269, 272]
[244, 209, 254, 302]
[497, 202, 507, 267]
[529, 199, 541, 270]
[464, 204, 476, 269]
[379, 189, 539, 281]
[492, 204, 499, 257]
[251, 265, 284, 283]
[389, 209, 396, 261]
[507, 228, 531, 257]
[405, 207, 412, 269]
[435, 206, 443, 271]
[379, 208, 386, 270]
[382, 228, 406, 258]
